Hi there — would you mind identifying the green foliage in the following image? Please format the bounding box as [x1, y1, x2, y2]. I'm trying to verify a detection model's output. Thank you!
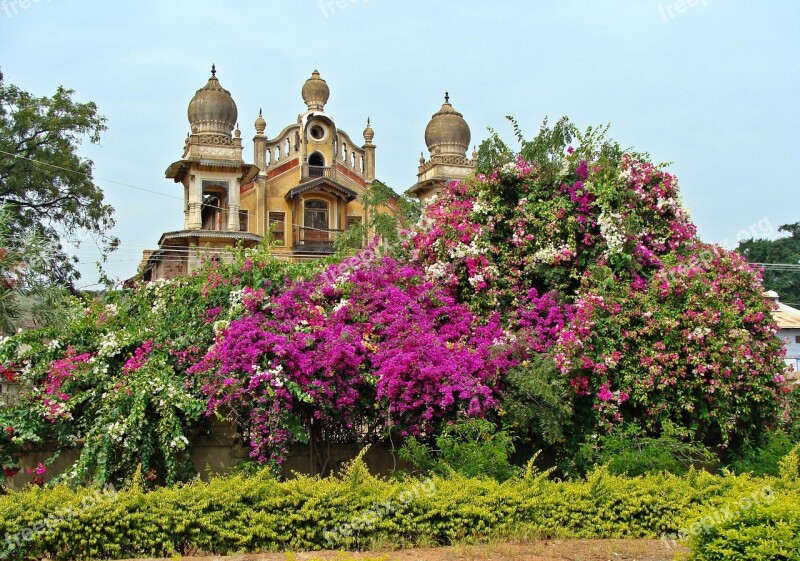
[737, 222, 800, 306]
[0, 69, 117, 288]
[0, 460, 794, 560]
[499, 354, 573, 447]
[0, 204, 70, 335]
[474, 126, 516, 176]
[334, 180, 420, 252]
[578, 421, 716, 477]
[476, 116, 624, 186]
[729, 430, 799, 477]
[398, 419, 518, 481]
[686, 488, 800, 561]
[778, 444, 799, 481]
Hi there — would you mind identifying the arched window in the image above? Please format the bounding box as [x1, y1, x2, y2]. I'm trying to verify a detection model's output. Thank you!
[309, 152, 325, 166]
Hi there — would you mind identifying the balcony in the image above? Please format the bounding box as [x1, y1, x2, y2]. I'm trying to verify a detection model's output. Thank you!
[302, 164, 337, 181]
[292, 225, 344, 254]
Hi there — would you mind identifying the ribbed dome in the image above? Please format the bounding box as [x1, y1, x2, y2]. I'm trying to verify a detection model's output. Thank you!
[187, 65, 238, 136]
[424, 93, 471, 156]
[302, 70, 330, 111]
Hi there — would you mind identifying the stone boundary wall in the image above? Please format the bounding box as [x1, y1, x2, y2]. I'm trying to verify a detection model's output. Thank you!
[5, 416, 410, 491]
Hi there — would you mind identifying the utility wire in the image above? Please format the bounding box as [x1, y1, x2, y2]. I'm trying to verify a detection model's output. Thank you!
[0, 149, 359, 234]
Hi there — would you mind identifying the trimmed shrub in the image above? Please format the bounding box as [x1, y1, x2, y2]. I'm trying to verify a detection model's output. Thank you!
[0, 457, 793, 560]
[686, 491, 800, 561]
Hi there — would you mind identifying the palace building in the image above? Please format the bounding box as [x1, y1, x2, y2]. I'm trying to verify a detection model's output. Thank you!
[139, 67, 476, 281]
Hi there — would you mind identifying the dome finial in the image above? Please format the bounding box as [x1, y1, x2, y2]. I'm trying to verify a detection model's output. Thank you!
[363, 117, 374, 143]
[445, 91, 449, 103]
[254, 108, 267, 134]
[211, 63, 216, 77]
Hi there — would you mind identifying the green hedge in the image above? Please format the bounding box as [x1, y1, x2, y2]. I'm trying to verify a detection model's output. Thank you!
[686, 491, 800, 561]
[0, 460, 796, 560]
[685, 451, 800, 561]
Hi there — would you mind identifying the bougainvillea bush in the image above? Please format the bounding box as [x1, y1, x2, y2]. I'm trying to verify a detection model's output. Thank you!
[0, 118, 791, 488]
[406, 122, 696, 315]
[555, 243, 788, 447]
[191, 257, 515, 472]
[403, 118, 788, 453]
[0, 245, 320, 486]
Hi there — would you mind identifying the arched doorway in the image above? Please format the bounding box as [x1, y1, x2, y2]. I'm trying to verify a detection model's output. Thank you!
[308, 152, 325, 177]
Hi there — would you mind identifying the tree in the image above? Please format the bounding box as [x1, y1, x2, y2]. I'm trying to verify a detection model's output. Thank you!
[737, 222, 800, 306]
[0, 69, 117, 289]
[334, 179, 421, 252]
[0, 205, 69, 334]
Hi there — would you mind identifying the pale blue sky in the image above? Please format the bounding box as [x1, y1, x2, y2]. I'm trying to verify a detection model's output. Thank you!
[1, 0, 798, 285]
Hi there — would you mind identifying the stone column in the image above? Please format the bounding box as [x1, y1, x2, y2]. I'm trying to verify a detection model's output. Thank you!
[363, 144, 376, 183]
[183, 184, 190, 229]
[187, 176, 202, 229]
[228, 181, 241, 231]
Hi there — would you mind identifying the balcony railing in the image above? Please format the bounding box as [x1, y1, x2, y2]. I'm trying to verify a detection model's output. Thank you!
[302, 164, 336, 181]
[292, 226, 343, 254]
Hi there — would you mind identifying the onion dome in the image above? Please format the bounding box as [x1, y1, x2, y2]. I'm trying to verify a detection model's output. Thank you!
[187, 65, 238, 136]
[302, 69, 330, 111]
[363, 117, 374, 143]
[254, 108, 266, 135]
[424, 92, 471, 156]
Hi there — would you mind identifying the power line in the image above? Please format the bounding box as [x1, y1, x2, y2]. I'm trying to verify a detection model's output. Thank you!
[0, 148, 184, 202]
[0, 149, 349, 236]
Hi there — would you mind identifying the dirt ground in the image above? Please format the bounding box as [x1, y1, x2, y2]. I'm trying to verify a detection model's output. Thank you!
[128, 539, 685, 561]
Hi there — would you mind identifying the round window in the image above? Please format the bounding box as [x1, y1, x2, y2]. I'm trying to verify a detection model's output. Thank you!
[309, 124, 325, 140]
